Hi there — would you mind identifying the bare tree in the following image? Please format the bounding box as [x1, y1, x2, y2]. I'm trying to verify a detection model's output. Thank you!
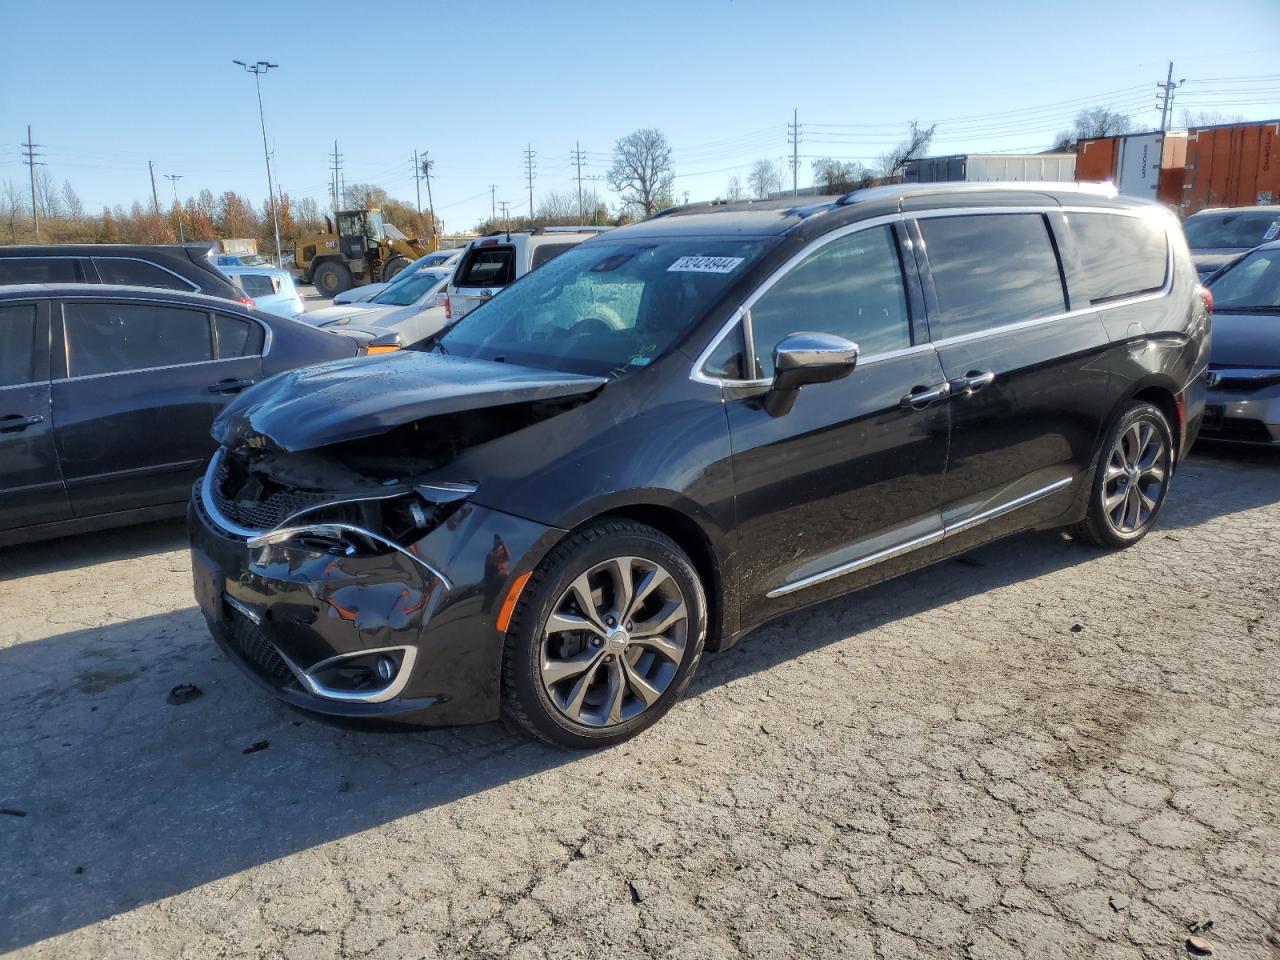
[62, 181, 84, 221]
[1073, 107, 1133, 139]
[607, 128, 674, 218]
[877, 122, 936, 180]
[1180, 109, 1245, 128]
[1, 180, 26, 242]
[35, 167, 62, 220]
[724, 176, 745, 201]
[811, 158, 872, 194]
[344, 183, 389, 211]
[747, 159, 783, 198]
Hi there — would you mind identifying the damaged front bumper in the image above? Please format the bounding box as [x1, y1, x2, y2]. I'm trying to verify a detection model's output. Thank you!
[189, 449, 560, 725]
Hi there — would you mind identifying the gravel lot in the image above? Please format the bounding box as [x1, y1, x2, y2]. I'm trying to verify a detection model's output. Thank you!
[2, 446, 1277, 960]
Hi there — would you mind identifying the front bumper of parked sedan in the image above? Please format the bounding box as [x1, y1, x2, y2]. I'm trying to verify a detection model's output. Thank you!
[1199, 373, 1280, 446]
[188, 469, 560, 726]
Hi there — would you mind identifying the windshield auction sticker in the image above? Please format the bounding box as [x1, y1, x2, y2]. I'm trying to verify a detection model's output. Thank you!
[668, 256, 745, 274]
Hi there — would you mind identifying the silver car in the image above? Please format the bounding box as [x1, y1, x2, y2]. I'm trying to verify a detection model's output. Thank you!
[1200, 239, 1280, 445]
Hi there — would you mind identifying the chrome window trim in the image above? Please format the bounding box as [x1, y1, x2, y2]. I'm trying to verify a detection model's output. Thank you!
[767, 475, 1074, 599]
[55, 295, 273, 380]
[690, 213, 907, 385]
[90, 255, 201, 293]
[0, 380, 45, 391]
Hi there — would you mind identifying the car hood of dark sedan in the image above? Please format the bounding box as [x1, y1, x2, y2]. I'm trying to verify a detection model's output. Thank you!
[1209, 310, 1280, 368]
[213, 351, 607, 453]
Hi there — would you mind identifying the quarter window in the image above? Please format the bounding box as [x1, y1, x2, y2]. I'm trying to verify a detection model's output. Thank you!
[0, 303, 38, 387]
[92, 257, 195, 291]
[456, 246, 516, 287]
[63, 302, 213, 377]
[1066, 212, 1167, 304]
[0, 257, 81, 283]
[237, 274, 280, 297]
[531, 242, 576, 269]
[215, 314, 265, 357]
[920, 214, 1066, 339]
[748, 226, 911, 379]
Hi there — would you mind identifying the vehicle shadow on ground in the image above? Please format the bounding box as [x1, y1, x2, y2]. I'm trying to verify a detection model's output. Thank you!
[0, 517, 187, 581]
[1, 450, 1277, 950]
[1162, 444, 1280, 531]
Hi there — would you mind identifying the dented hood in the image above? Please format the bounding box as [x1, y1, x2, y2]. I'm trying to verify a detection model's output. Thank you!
[213, 350, 607, 453]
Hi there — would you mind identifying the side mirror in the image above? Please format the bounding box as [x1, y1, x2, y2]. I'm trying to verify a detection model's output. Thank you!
[765, 332, 859, 416]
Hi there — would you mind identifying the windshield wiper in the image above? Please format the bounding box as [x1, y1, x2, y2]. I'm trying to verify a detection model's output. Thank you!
[1213, 305, 1280, 313]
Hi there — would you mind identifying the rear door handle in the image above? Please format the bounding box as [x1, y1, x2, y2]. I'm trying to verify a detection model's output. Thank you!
[949, 370, 997, 398]
[0, 414, 44, 433]
[208, 378, 255, 394]
[901, 382, 951, 409]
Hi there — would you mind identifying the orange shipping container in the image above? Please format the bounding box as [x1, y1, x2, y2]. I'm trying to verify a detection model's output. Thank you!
[1076, 136, 1119, 183]
[1181, 120, 1280, 214]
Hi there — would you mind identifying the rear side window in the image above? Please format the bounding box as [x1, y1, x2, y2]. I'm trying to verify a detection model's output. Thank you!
[215, 314, 265, 357]
[920, 214, 1066, 339]
[238, 274, 280, 297]
[1067, 213, 1168, 304]
[456, 246, 516, 287]
[0, 257, 81, 283]
[92, 257, 196, 292]
[531, 242, 576, 269]
[749, 225, 912, 378]
[0, 303, 38, 386]
[63, 302, 213, 377]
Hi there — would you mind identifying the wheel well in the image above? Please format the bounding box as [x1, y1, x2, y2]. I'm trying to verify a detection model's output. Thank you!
[597, 505, 725, 650]
[1131, 385, 1180, 459]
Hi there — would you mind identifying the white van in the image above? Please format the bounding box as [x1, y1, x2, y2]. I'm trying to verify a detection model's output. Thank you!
[446, 227, 608, 320]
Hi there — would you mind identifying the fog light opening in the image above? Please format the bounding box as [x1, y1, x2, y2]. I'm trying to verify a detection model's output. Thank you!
[376, 655, 396, 682]
[299, 645, 418, 704]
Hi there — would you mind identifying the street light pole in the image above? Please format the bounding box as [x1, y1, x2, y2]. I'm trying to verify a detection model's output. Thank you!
[234, 59, 282, 267]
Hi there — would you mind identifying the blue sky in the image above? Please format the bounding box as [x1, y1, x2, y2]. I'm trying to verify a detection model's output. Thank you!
[1, 0, 1277, 231]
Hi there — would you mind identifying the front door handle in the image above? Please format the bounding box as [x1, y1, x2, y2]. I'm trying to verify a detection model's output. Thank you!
[0, 413, 44, 433]
[208, 378, 256, 394]
[949, 370, 997, 398]
[901, 381, 951, 410]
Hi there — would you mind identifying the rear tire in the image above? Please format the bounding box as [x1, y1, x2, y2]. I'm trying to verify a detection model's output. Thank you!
[1067, 400, 1173, 548]
[382, 256, 411, 282]
[501, 519, 707, 749]
[312, 260, 353, 296]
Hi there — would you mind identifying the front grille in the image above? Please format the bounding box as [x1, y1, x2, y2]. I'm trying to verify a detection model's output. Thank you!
[224, 605, 295, 686]
[210, 453, 333, 532]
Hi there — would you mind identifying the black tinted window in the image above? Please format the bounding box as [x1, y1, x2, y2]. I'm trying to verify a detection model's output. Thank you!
[750, 226, 911, 378]
[457, 247, 515, 287]
[0, 303, 38, 386]
[0, 257, 81, 283]
[704, 321, 748, 380]
[63, 302, 213, 377]
[531, 242, 576, 269]
[215, 314, 265, 357]
[1068, 212, 1167, 304]
[920, 214, 1065, 339]
[92, 257, 195, 291]
[1183, 211, 1280, 250]
[238, 274, 278, 297]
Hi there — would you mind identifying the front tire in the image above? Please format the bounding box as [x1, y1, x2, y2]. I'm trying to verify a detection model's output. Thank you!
[501, 520, 707, 748]
[1068, 400, 1173, 548]
[382, 256, 411, 282]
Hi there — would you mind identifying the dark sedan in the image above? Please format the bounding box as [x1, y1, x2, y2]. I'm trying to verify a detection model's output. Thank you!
[0, 284, 362, 546]
[1183, 206, 1280, 279]
[1201, 240, 1280, 445]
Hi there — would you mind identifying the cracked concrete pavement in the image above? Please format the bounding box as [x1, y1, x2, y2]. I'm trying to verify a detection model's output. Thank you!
[1, 446, 1278, 959]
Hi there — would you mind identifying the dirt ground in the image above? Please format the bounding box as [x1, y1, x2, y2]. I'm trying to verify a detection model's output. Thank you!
[2, 446, 1278, 960]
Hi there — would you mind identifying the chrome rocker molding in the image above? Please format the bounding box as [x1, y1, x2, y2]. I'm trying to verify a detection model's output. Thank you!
[767, 475, 1073, 598]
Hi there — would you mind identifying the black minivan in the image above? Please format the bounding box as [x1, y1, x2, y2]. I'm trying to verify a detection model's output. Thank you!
[189, 183, 1210, 747]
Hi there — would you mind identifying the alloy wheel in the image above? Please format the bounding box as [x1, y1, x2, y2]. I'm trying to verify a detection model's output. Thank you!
[539, 556, 689, 728]
[1103, 420, 1167, 534]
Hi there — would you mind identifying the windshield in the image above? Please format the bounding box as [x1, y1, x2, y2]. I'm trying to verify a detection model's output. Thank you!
[371, 270, 448, 306]
[436, 237, 771, 376]
[1209, 247, 1280, 311]
[1183, 211, 1280, 250]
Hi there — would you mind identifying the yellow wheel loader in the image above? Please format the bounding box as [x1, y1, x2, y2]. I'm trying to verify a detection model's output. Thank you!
[293, 209, 437, 296]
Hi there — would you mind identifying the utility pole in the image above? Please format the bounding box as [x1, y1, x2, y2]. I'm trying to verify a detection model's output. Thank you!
[787, 109, 801, 197]
[412, 150, 422, 214]
[421, 150, 435, 236]
[163, 173, 185, 243]
[148, 160, 160, 214]
[584, 174, 606, 223]
[523, 144, 536, 221]
[21, 125, 42, 239]
[499, 200, 511, 232]
[330, 141, 343, 211]
[1157, 61, 1186, 132]
[571, 141, 587, 226]
[489, 184, 497, 222]
[233, 59, 283, 266]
